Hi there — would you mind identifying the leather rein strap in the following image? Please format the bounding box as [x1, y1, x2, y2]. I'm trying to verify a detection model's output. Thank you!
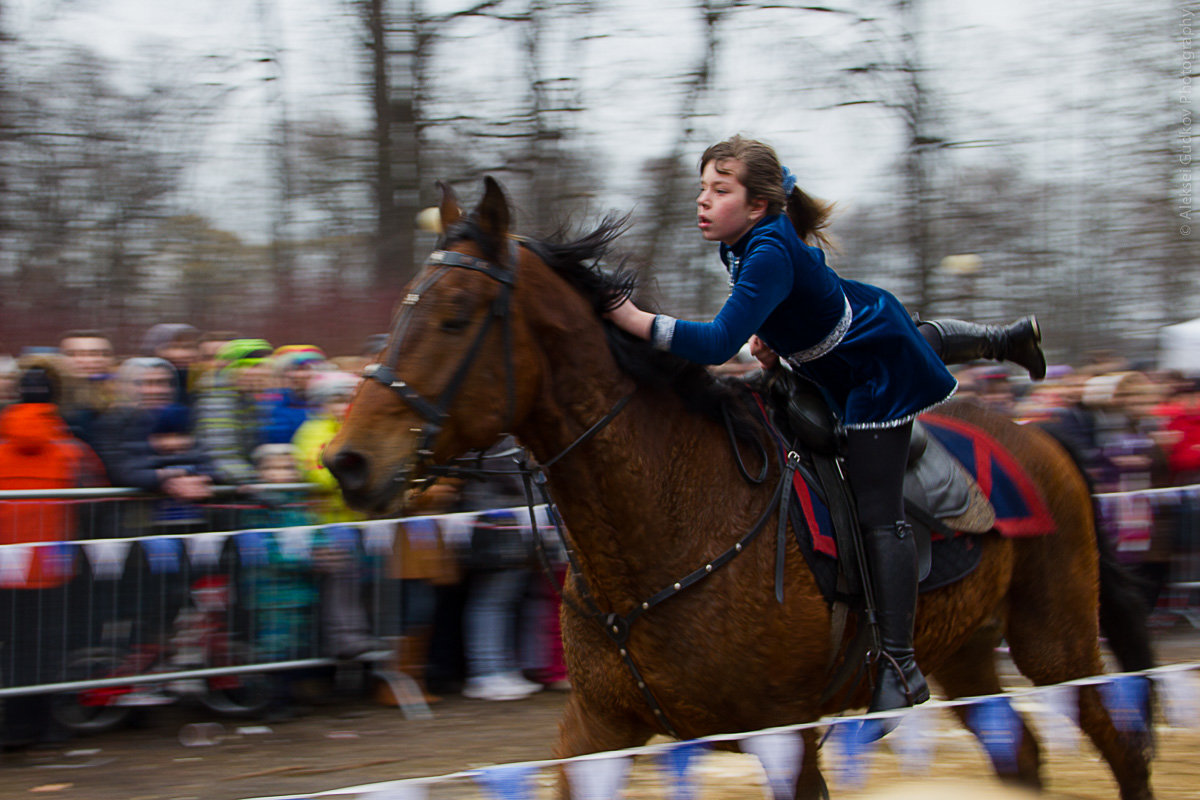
[366, 242, 519, 485]
[367, 240, 797, 739]
[513, 417, 793, 739]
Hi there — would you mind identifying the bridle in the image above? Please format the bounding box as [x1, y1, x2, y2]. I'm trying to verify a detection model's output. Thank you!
[363, 239, 520, 486]
[358, 233, 795, 739]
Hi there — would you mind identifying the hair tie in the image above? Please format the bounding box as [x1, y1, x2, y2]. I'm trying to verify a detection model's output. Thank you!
[781, 165, 797, 196]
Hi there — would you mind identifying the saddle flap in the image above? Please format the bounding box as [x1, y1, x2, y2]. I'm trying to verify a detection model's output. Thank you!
[760, 367, 841, 455]
[903, 424, 995, 534]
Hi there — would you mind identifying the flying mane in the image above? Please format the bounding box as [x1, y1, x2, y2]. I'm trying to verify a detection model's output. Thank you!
[442, 215, 759, 432]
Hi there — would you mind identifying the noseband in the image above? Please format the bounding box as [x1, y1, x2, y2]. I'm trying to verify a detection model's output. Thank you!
[364, 239, 520, 483]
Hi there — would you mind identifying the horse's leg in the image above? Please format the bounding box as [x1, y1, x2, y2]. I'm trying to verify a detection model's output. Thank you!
[1005, 555, 1154, 800]
[930, 620, 1044, 792]
[552, 691, 652, 800]
[794, 728, 827, 800]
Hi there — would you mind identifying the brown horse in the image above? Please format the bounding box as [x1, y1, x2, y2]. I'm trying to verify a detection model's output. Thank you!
[325, 178, 1155, 799]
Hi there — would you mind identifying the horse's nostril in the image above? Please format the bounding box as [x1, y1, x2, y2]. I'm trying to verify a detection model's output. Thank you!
[327, 448, 369, 493]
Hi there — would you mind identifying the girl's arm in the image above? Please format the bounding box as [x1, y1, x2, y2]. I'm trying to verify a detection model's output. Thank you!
[605, 298, 656, 341]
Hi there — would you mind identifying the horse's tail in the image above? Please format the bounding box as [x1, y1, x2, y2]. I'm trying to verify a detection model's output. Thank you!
[1035, 422, 1157, 674]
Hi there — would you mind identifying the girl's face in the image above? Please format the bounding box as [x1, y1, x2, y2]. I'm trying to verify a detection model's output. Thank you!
[697, 159, 767, 246]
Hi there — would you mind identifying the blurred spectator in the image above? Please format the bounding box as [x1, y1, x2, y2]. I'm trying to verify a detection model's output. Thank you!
[0, 357, 107, 751]
[286, 375, 387, 665]
[141, 323, 201, 407]
[193, 339, 273, 486]
[362, 333, 389, 360]
[326, 334, 388, 376]
[0, 351, 17, 410]
[262, 345, 328, 445]
[971, 366, 1016, 415]
[93, 358, 216, 511]
[57, 329, 117, 444]
[457, 437, 545, 702]
[1164, 378, 1200, 485]
[91, 359, 217, 657]
[1084, 371, 1173, 608]
[241, 443, 319, 657]
[239, 443, 320, 718]
[1031, 370, 1102, 466]
[58, 329, 116, 382]
[194, 331, 240, 386]
[293, 371, 361, 523]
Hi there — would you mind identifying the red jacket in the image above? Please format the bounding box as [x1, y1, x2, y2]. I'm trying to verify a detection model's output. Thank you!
[1166, 407, 1200, 481]
[0, 403, 107, 588]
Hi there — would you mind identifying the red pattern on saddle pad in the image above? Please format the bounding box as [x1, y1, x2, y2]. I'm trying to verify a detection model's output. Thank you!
[919, 413, 1056, 538]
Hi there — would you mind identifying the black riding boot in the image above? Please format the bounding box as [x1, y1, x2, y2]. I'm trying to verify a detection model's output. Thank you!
[920, 316, 1046, 381]
[864, 521, 929, 714]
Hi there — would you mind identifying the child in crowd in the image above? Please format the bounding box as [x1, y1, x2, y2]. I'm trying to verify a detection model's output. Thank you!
[241, 443, 318, 657]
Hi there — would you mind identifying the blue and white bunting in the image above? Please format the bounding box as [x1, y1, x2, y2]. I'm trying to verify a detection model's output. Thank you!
[0, 543, 33, 586]
[140, 537, 182, 574]
[186, 531, 228, 569]
[565, 754, 631, 800]
[887, 706, 937, 774]
[828, 719, 877, 789]
[1153, 669, 1199, 728]
[437, 511, 479, 547]
[656, 740, 707, 800]
[323, 524, 360, 552]
[36, 542, 75, 581]
[740, 730, 803, 800]
[361, 780, 429, 800]
[1099, 675, 1150, 734]
[1029, 684, 1079, 755]
[83, 539, 131, 580]
[474, 762, 539, 800]
[363, 520, 398, 555]
[276, 525, 315, 562]
[403, 518, 439, 547]
[968, 696, 1023, 773]
[236, 530, 270, 567]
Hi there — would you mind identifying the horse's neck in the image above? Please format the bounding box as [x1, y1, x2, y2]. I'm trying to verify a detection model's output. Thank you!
[514, 359, 746, 609]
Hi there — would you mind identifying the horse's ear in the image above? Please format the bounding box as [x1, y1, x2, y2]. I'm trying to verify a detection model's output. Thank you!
[437, 181, 461, 231]
[475, 176, 511, 243]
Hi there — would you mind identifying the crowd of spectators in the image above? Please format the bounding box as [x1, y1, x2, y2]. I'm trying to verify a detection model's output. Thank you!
[2, 325, 1199, 750]
[0, 325, 569, 752]
[961, 358, 1200, 611]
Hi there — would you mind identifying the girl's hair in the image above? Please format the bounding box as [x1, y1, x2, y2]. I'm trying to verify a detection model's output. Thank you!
[700, 135, 835, 249]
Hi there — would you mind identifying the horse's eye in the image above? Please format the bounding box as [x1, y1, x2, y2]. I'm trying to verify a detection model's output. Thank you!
[440, 315, 471, 333]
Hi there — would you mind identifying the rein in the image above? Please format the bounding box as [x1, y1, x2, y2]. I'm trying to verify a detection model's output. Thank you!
[365, 240, 520, 488]
[368, 239, 798, 738]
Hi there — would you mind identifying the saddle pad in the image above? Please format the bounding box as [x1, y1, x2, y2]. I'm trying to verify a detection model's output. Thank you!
[788, 474, 984, 600]
[918, 413, 1056, 538]
[745, 390, 985, 600]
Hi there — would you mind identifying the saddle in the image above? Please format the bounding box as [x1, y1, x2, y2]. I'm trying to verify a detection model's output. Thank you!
[749, 366, 998, 705]
[754, 366, 995, 590]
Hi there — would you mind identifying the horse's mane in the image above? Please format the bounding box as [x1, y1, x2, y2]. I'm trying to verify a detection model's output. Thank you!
[443, 216, 762, 438]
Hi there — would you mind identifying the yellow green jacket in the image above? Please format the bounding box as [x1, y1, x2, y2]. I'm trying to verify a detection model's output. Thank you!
[292, 414, 363, 524]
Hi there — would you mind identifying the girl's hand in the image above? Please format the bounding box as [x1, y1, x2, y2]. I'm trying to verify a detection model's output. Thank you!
[749, 335, 779, 369]
[604, 298, 655, 341]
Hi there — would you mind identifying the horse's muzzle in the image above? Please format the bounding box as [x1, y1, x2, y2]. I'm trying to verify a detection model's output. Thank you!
[324, 446, 404, 513]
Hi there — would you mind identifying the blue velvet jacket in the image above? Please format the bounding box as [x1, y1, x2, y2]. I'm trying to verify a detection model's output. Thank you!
[652, 214, 956, 428]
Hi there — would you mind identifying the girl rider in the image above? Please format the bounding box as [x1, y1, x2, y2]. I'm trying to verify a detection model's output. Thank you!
[607, 135, 1044, 718]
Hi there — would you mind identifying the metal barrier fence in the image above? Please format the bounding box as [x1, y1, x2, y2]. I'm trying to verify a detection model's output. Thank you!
[2, 483, 1197, 721]
[0, 485, 561, 730]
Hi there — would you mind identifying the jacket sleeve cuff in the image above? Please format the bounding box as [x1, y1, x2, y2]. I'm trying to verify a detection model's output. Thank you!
[650, 314, 676, 351]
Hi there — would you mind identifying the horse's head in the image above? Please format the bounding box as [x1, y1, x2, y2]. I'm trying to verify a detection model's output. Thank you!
[324, 178, 549, 514]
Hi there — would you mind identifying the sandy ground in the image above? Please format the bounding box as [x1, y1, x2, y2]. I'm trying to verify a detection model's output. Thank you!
[3, 629, 1198, 800]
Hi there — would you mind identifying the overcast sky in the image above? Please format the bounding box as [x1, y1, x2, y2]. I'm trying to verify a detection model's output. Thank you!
[8, 0, 1177, 241]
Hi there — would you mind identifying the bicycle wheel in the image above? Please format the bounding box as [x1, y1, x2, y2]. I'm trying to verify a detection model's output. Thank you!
[51, 648, 135, 735]
[198, 641, 273, 717]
